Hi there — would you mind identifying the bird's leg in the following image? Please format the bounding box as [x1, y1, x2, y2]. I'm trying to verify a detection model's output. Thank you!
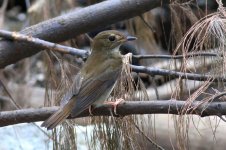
[89, 105, 94, 116]
[105, 98, 124, 116]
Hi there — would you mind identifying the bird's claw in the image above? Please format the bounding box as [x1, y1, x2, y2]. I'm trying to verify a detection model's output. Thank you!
[89, 105, 94, 116]
[105, 98, 124, 116]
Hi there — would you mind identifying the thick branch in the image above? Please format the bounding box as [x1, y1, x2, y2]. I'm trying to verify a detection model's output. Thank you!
[131, 65, 226, 82]
[0, 0, 166, 68]
[0, 100, 226, 127]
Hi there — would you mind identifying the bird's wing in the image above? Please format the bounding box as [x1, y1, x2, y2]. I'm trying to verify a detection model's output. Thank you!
[70, 68, 121, 117]
[60, 73, 83, 107]
[41, 73, 83, 130]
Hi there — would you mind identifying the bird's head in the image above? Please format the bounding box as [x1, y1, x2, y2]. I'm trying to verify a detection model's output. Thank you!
[92, 30, 137, 54]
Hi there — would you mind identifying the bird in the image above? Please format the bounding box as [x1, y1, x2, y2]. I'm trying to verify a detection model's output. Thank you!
[41, 30, 137, 130]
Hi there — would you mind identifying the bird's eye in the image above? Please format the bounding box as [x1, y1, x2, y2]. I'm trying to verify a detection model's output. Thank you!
[108, 35, 116, 42]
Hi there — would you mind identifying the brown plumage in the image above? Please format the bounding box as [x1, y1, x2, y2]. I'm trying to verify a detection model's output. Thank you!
[41, 30, 136, 130]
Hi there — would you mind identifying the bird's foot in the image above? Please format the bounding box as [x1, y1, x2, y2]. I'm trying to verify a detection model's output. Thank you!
[105, 98, 124, 116]
[89, 105, 94, 116]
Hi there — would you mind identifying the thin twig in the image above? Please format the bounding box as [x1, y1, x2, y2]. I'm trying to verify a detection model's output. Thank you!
[139, 15, 156, 33]
[131, 65, 226, 82]
[0, 80, 52, 139]
[212, 92, 226, 101]
[0, 80, 21, 109]
[132, 52, 222, 60]
[132, 119, 165, 150]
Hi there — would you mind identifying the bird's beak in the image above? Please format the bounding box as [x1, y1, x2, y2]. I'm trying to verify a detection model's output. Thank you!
[126, 36, 137, 41]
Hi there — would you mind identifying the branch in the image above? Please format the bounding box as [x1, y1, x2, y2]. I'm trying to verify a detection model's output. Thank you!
[1, 100, 226, 127]
[0, 29, 222, 61]
[0, 30, 89, 58]
[0, 0, 167, 68]
[0, 30, 223, 82]
[132, 52, 222, 60]
[131, 65, 226, 82]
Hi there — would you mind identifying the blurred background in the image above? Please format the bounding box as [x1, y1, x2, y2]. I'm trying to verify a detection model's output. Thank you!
[0, 0, 226, 150]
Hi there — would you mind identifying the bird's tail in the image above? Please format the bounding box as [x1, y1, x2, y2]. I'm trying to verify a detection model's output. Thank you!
[41, 101, 74, 130]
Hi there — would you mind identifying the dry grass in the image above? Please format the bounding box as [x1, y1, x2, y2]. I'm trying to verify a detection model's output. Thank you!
[168, 1, 226, 149]
[2, 0, 226, 149]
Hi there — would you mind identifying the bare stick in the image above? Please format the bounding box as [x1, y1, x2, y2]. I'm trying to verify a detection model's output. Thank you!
[131, 65, 226, 82]
[0, 30, 89, 58]
[132, 52, 222, 60]
[1, 100, 226, 127]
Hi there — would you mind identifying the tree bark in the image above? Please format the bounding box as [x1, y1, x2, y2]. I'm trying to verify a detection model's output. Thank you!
[1, 100, 226, 127]
[0, 0, 168, 68]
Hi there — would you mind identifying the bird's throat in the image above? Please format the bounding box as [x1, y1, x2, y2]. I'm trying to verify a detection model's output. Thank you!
[81, 50, 122, 78]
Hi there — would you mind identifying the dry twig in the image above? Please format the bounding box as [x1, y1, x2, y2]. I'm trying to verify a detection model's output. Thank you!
[131, 65, 226, 82]
[0, 30, 89, 58]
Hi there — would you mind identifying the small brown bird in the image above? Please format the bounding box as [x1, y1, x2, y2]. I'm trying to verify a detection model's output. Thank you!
[41, 30, 136, 130]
